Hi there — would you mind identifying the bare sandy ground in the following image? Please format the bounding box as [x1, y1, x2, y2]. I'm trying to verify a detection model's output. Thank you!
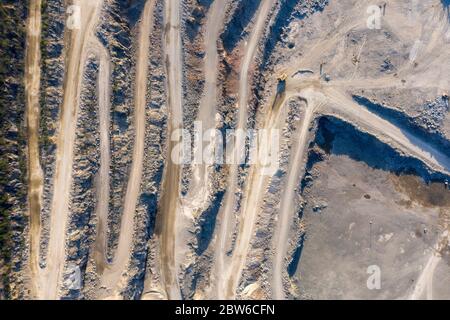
[25, 0, 43, 299]
[158, 0, 183, 300]
[184, 0, 228, 219]
[95, 0, 155, 298]
[215, 0, 276, 299]
[40, 0, 103, 299]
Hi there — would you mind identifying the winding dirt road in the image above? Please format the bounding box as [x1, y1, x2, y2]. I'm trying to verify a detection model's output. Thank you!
[23, 0, 450, 300]
[96, 0, 155, 298]
[270, 82, 450, 298]
[185, 0, 228, 213]
[92, 38, 111, 275]
[41, 0, 103, 300]
[215, 0, 275, 299]
[322, 87, 450, 175]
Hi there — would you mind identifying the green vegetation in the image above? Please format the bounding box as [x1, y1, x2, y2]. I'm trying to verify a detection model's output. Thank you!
[0, 0, 28, 298]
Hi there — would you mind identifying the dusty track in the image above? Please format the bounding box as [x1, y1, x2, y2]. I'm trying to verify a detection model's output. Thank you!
[268, 4, 450, 296]
[216, 0, 276, 299]
[322, 87, 450, 174]
[158, 0, 183, 300]
[92, 38, 111, 275]
[410, 231, 449, 300]
[41, 0, 103, 299]
[96, 0, 155, 298]
[185, 0, 228, 213]
[25, 0, 43, 299]
[270, 82, 450, 298]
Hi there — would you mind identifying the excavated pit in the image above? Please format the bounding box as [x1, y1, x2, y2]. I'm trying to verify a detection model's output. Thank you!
[289, 116, 450, 299]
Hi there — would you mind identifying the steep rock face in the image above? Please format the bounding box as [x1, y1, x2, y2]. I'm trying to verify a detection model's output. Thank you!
[0, 0, 28, 299]
[260, 0, 329, 70]
[178, 0, 248, 299]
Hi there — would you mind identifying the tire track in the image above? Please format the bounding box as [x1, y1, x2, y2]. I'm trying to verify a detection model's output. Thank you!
[25, 0, 43, 299]
[97, 0, 155, 298]
[41, 0, 103, 300]
[184, 0, 228, 214]
[157, 0, 183, 300]
[270, 84, 450, 298]
[215, 0, 275, 299]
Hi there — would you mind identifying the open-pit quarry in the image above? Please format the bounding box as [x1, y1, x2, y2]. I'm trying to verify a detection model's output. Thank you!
[0, 0, 449, 300]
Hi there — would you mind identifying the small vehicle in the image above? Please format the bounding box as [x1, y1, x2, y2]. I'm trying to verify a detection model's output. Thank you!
[277, 73, 288, 81]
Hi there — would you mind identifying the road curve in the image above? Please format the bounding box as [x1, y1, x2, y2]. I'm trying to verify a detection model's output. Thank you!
[185, 0, 228, 213]
[410, 231, 449, 300]
[271, 93, 317, 299]
[97, 0, 155, 297]
[42, 0, 103, 300]
[216, 0, 275, 299]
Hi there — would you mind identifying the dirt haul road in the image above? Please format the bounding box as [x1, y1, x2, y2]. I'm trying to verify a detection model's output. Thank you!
[272, 93, 318, 299]
[157, 0, 183, 300]
[224, 94, 287, 299]
[42, 0, 103, 300]
[270, 83, 450, 298]
[95, 0, 156, 298]
[216, 0, 275, 299]
[410, 231, 449, 300]
[185, 0, 228, 214]
[25, 0, 43, 299]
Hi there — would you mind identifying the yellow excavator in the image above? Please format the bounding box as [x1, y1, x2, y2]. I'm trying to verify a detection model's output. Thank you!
[275, 72, 287, 99]
[277, 73, 288, 82]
